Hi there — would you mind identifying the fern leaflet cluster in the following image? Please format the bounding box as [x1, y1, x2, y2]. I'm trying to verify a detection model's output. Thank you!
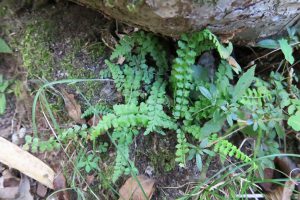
[210, 134, 257, 168]
[81, 104, 112, 118]
[171, 29, 232, 119]
[175, 129, 189, 167]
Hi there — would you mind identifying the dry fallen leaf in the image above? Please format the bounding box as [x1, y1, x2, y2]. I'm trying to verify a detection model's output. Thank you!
[61, 90, 85, 124]
[0, 137, 55, 189]
[1, 169, 20, 188]
[265, 179, 297, 200]
[36, 183, 48, 198]
[118, 175, 155, 200]
[16, 175, 33, 200]
[259, 168, 274, 192]
[87, 115, 101, 127]
[281, 179, 296, 200]
[227, 56, 241, 73]
[53, 172, 70, 200]
[0, 174, 33, 200]
[117, 56, 126, 65]
[0, 186, 19, 199]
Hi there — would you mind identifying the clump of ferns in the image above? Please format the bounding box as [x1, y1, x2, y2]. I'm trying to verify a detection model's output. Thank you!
[90, 29, 258, 182]
[170, 29, 233, 120]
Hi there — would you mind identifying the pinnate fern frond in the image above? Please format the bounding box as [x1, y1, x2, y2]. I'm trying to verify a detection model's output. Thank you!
[210, 134, 257, 168]
[175, 129, 189, 167]
[171, 29, 232, 119]
[81, 104, 112, 118]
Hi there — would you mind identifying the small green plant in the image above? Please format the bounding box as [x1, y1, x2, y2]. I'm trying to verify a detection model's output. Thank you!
[0, 38, 12, 53]
[24, 135, 60, 153]
[24, 125, 89, 153]
[257, 27, 299, 65]
[77, 153, 100, 173]
[187, 137, 215, 171]
[0, 75, 10, 115]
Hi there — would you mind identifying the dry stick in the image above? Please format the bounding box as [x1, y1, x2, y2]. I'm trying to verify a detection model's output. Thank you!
[246, 41, 300, 70]
[40, 108, 100, 200]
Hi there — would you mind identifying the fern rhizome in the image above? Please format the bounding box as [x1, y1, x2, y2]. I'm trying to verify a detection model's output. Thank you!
[28, 29, 299, 185]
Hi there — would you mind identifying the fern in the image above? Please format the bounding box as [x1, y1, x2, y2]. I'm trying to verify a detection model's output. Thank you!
[143, 80, 177, 135]
[110, 128, 140, 182]
[210, 134, 257, 168]
[105, 31, 168, 103]
[105, 60, 125, 92]
[111, 128, 139, 182]
[91, 104, 148, 139]
[93, 30, 243, 181]
[171, 29, 232, 119]
[183, 124, 202, 140]
[81, 104, 112, 118]
[239, 85, 272, 109]
[110, 31, 167, 71]
[112, 143, 130, 182]
[110, 35, 135, 60]
[175, 129, 190, 167]
[24, 124, 89, 153]
[99, 67, 112, 79]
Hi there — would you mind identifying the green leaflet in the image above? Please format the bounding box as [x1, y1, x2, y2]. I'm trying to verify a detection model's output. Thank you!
[278, 39, 294, 65]
[232, 65, 256, 102]
[257, 39, 279, 49]
[0, 38, 12, 53]
[288, 112, 300, 131]
[0, 93, 6, 114]
[81, 104, 112, 118]
[199, 113, 226, 139]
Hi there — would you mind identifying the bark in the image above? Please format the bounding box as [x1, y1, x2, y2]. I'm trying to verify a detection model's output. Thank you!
[71, 0, 300, 43]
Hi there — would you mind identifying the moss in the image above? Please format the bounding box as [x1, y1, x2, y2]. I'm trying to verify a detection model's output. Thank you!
[20, 20, 55, 79]
[149, 149, 176, 173]
[19, 13, 106, 103]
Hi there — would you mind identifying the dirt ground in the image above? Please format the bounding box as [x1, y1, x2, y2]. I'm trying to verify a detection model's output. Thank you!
[0, 1, 300, 199]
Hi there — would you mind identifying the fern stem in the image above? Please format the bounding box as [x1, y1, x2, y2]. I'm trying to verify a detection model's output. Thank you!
[192, 105, 214, 117]
[199, 155, 213, 182]
[254, 128, 262, 160]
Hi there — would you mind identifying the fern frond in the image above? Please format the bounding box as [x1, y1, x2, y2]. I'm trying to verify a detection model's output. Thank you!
[210, 134, 257, 168]
[110, 35, 135, 60]
[184, 124, 202, 140]
[106, 31, 168, 103]
[171, 29, 232, 119]
[112, 142, 129, 182]
[175, 129, 189, 167]
[81, 104, 112, 118]
[143, 80, 177, 135]
[91, 104, 149, 139]
[239, 86, 272, 108]
[105, 60, 124, 92]
[99, 68, 112, 79]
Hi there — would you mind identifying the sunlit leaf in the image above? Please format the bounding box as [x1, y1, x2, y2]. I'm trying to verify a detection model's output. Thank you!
[233, 65, 256, 102]
[278, 39, 294, 65]
[288, 112, 300, 131]
[196, 153, 202, 171]
[199, 86, 212, 100]
[257, 39, 279, 49]
[0, 38, 12, 53]
[0, 93, 6, 114]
